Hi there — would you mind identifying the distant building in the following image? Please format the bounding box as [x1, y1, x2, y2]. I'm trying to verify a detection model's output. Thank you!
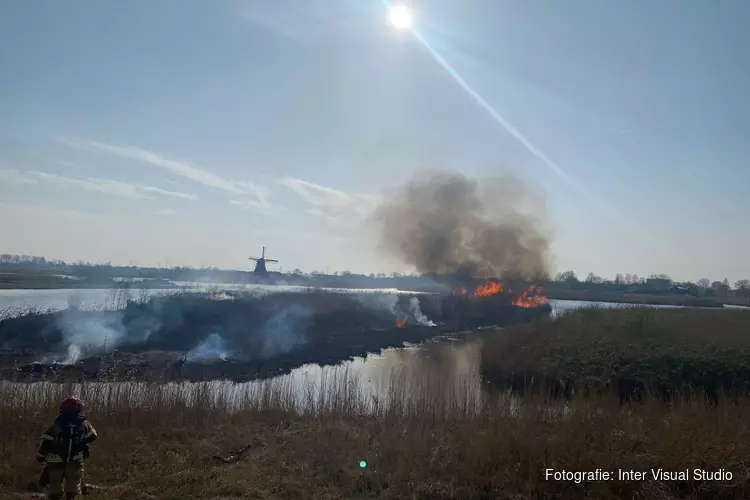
[646, 278, 671, 291]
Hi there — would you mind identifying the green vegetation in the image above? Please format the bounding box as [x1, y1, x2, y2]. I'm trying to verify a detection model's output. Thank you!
[482, 306, 750, 400]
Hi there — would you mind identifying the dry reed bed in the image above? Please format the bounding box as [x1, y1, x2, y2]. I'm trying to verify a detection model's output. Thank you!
[482, 306, 750, 400]
[2, 370, 750, 499]
[4, 307, 750, 499]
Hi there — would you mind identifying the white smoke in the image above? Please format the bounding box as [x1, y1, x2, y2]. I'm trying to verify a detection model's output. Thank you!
[355, 293, 400, 317]
[355, 293, 437, 327]
[186, 333, 229, 361]
[409, 297, 436, 327]
[259, 305, 314, 358]
[63, 345, 83, 365]
[54, 309, 127, 364]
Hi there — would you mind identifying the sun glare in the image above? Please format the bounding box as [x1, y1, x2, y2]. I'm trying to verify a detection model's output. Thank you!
[388, 4, 413, 29]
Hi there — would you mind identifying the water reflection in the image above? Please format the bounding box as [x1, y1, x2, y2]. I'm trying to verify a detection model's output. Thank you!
[3, 297, 729, 416]
[1, 337, 492, 415]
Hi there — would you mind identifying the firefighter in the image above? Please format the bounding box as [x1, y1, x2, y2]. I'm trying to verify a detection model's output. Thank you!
[36, 396, 98, 500]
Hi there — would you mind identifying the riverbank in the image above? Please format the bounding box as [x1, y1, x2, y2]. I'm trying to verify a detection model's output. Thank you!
[481, 306, 750, 400]
[2, 374, 749, 499]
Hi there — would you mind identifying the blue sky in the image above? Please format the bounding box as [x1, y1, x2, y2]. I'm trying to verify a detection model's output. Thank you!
[1, 0, 748, 282]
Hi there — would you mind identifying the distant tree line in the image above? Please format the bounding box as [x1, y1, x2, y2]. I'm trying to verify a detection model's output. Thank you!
[1, 252, 748, 298]
[552, 270, 749, 299]
[0, 254, 66, 267]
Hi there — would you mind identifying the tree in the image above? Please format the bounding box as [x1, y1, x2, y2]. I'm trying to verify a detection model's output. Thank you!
[557, 271, 578, 283]
[585, 272, 603, 284]
[697, 278, 711, 289]
[735, 280, 750, 299]
[711, 281, 729, 297]
[291, 268, 304, 276]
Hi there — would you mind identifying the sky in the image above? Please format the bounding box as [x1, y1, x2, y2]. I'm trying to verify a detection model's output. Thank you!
[1, 0, 748, 282]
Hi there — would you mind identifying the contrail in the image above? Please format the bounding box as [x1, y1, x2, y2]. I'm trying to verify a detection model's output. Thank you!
[383, 3, 689, 276]
[379, 0, 632, 231]
[409, 27, 617, 221]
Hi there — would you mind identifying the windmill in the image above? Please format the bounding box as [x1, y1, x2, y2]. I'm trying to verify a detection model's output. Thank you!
[249, 246, 278, 275]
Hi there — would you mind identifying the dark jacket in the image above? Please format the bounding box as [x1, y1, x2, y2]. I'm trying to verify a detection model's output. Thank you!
[37, 412, 98, 463]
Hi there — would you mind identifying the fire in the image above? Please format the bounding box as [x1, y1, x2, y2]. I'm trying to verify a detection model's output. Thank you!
[512, 285, 549, 308]
[452, 285, 467, 296]
[395, 317, 407, 328]
[474, 281, 503, 297]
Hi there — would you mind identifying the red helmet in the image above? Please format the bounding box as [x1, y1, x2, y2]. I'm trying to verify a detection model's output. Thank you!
[59, 396, 83, 414]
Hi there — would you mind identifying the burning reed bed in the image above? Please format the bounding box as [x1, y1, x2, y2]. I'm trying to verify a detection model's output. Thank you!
[481, 306, 750, 401]
[0, 289, 550, 383]
[3, 369, 750, 499]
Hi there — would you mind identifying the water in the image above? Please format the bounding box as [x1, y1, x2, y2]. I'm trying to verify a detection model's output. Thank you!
[0, 338, 495, 415]
[2, 286, 746, 412]
[0, 283, 428, 313]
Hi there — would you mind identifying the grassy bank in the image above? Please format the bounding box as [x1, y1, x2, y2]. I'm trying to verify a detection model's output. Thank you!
[482, 306, 750, 400]
[2, 374, 750, 499]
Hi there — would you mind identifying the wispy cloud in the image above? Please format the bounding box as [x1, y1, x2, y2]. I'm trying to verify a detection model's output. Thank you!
[230, 199, 273, 211]
[58, 137, 271, 209]
[0, 168, 197, 201]
[33, 171, 198, 201]
[0, 168, 38, 186]
[280, 176, 380, 219]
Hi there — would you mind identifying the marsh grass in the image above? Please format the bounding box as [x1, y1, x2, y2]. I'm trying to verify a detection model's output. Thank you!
[482, 306, 750, 400]
[2, 365, 750, 499]
[4, 306, 750, 498]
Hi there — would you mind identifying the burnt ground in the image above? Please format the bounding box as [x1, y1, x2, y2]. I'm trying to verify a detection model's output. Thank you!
[0, 290, 550, 382]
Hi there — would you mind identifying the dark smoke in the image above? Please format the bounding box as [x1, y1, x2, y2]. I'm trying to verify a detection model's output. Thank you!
[374, 169, 550, 280]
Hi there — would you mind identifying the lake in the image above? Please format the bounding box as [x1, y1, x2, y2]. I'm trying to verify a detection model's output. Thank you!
[0, 283, 430, 314]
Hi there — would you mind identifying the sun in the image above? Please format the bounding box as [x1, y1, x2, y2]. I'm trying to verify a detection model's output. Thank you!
[388, 4, 413, 30]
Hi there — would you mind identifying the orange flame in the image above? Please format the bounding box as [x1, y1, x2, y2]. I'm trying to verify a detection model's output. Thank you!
[512, 285, 549, 308]
[474, 281, 504, 297]
[395, 317, 407, 328]
[452, 285, 468, 296]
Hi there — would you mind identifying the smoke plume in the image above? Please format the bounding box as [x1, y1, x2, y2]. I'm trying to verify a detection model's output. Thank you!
[409, 297, 436, 327]
[187, 333, 229, 361]
[375, 169, 550, 280]
[259, 305, 314, 358]
[55, 308, 127, 364]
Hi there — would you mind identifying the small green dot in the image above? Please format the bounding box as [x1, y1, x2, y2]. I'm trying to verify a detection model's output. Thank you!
[359, 460, 367, 468]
